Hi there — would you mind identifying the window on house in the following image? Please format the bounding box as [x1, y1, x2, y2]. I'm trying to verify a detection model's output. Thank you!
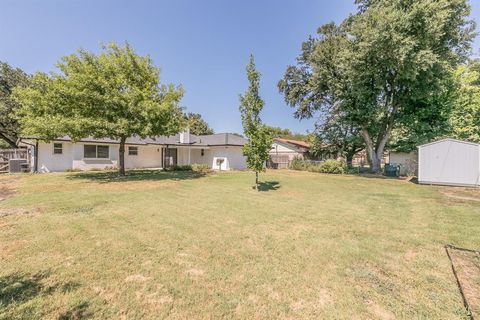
[84, 145, 109, 158]
[201, 149, 204, 156]
[97, 145, 109, 158]
[128, 146, 138, 156]
[53, 143, 63, 154]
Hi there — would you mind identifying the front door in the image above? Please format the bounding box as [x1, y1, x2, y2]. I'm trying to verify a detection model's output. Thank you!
[163, 148, 177, 167]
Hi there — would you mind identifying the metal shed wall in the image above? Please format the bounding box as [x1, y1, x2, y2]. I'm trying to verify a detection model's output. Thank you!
[418, 139, 480, 187]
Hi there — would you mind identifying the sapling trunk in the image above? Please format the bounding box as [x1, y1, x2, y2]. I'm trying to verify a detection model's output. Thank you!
[119, 136, 126, 176]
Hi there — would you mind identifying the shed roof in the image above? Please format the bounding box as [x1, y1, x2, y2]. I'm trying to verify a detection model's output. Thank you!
[417, 138, 480, 149]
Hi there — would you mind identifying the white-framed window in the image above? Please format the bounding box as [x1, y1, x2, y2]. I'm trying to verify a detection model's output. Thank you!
[53, 143, 63, 154]
[128, 146, 138, 156]
[84, 145, 109, 159]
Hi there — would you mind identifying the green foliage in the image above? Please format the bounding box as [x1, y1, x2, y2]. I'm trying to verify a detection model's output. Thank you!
[239, 55, 273, 187]
[266, 126, 292, 138]
[184, 112, 214, 135]
[289, 157, 345, 174]
[279, 0, 475, 172]
[191, 163, 211, 173]
[449, 59, 480, 142]
[289, 156, 310, 171]
[166, 165, 192, 171]
[266, 126, 309, 141]
[0, 62, 30, 147]
[318, 159, 346, 174]
[14, 42, 184, 175]
[309, 119, 364, 164]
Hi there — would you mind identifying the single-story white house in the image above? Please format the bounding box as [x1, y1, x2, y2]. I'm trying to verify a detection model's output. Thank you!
[417, 138, 480, 187]
[268, 138, 310, 168]
[19, 131, 248, 172]
[269, 138, 310, 160]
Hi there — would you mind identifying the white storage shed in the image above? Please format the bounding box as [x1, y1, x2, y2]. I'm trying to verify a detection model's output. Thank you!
[417, 138, 480, 187]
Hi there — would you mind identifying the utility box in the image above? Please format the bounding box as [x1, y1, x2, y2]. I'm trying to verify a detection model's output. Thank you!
[384, 164, 400, 177]
[9, 159, 28, 173]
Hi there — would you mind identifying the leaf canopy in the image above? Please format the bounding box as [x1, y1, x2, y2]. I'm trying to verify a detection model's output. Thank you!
[15, 42, 184, 142]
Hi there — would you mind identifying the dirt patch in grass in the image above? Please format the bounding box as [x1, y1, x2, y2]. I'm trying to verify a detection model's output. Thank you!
[0, 177, 36, 218]
[366, 300, 395, 320]
[0, 207, 34, 218]
[185, 268, 204, 277]
[0, 239, 28, 258]
[124, 274, 151, 283]
[441, 188, 480, 202]
[291, 288, 333, 312]
[446, 246, 480, 319]
[0, 177, 19, 201]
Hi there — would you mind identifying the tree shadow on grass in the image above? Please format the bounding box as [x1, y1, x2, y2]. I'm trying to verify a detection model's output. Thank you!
[65, 169, 206, 184]
[257, 181, 281, 192]
[0, 271, 84, 316]
[0, 272, 45, 308]
[58, 302, 92, 320]
[356, 173, 398, 180]
[355, 173, 419, 184]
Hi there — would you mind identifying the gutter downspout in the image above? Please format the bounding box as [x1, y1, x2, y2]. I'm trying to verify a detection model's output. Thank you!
[34, 139, 38, 173]
[165, 144, 168, 169]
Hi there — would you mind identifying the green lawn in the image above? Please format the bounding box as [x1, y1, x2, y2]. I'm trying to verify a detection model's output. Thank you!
[0, 170, 479, 319]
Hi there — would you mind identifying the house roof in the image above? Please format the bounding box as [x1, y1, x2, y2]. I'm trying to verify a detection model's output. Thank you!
[274, 138, 310, 149]
[20, 133, 247, 147]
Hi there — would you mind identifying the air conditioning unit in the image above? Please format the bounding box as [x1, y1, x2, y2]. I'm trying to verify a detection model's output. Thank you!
[9, 159, 28, 173]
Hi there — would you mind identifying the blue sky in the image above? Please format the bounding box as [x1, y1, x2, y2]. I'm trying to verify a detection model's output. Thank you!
[1, 1, 480, 134]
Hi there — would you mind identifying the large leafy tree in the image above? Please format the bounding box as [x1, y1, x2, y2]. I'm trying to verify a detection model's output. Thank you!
[184, 112, 214, 135]
[311, 113, 364, 166]
[0, 62, 30, 148]
[387, 73, 457, 152]
[15, 42, 184, 176]
[279, 0, 475, 172]
[449, 59, 480, 142]
[266, 126, 293, 138]
[239, 55, 272, 189]
[265, 126, 309, 142]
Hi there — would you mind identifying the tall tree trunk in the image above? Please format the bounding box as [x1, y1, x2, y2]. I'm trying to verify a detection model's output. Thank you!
[119, 136, 126, 176]
[362, 128, 392, 174]
[370, 153, 381, 173]
[345, 152, 354, 168]
[361, 130, 381, 173]
[255, 171, 259, 190]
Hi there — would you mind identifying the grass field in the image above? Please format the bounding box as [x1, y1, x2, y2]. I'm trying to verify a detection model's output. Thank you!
[0, 169, 479, 319]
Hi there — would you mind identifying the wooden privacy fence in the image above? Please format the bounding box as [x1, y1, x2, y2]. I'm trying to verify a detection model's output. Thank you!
[267, 155, 290, 169]
[0, 149, 30, 173]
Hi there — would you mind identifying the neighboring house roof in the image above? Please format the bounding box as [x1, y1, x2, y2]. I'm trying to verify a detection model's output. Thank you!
[20, 133, 248, 147]
[274, 138, 310, 150]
